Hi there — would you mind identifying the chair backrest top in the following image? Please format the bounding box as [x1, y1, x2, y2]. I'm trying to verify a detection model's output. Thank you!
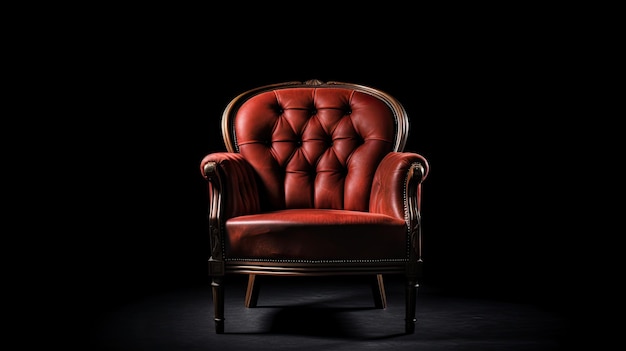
[221, 80, 409, 153]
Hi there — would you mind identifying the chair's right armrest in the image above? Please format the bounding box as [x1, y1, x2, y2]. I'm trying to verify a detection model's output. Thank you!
[200, 152, 261, 219]
[370, 152, 429, 220]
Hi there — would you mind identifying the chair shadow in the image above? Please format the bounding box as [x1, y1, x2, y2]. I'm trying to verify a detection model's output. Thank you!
[225, 303, 407, 339]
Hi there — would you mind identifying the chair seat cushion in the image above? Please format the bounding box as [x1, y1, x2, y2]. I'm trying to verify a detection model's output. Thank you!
[224, 209, 408, 261]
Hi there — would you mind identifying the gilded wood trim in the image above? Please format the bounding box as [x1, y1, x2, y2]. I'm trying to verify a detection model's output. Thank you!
[204, 161, 225, 276]
[406, 162, 426, 276]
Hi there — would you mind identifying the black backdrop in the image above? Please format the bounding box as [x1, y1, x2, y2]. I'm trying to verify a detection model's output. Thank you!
[68, 8, 580, 318]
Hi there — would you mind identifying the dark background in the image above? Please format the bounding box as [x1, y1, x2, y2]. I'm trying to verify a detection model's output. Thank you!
[56, 6, 585, 325]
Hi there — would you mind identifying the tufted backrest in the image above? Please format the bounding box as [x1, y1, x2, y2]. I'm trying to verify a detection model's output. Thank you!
[221, 80, 410, 212]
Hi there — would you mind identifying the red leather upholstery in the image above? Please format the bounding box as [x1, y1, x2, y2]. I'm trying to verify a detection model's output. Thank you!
[234, 87, 396, 211]
[225, 209, 407, 261]
[200, 84, 430, 263]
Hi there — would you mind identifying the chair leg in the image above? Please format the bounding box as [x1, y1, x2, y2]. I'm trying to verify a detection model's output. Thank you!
[371, 274, 387, 309]
[245, 274, 260, 308]
[405, 277, 418, 334]
[211, 277, 224, 334]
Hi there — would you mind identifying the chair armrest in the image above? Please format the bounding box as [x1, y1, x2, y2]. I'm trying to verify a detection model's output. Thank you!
[370, 152, 429, 219]
[200, 152, 261, 219]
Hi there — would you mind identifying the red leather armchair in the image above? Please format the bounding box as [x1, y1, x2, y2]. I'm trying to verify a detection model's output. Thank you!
[200, 80, 429, 334]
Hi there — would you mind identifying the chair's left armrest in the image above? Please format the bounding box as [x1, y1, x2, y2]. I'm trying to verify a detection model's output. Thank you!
[200, 152, 261, 274]
[370, 152, 429, 220]
[200, 152, 261, 219]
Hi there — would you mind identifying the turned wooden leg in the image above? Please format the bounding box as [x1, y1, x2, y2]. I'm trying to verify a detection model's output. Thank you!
[371, 274, 387, 309]
[405, 277, 418, 334]
[211, 277, 224, 334]
[245, 274, 260, 308]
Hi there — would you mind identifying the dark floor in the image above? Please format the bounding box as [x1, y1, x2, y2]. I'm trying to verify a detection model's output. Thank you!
[76, 274, 577, 351]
